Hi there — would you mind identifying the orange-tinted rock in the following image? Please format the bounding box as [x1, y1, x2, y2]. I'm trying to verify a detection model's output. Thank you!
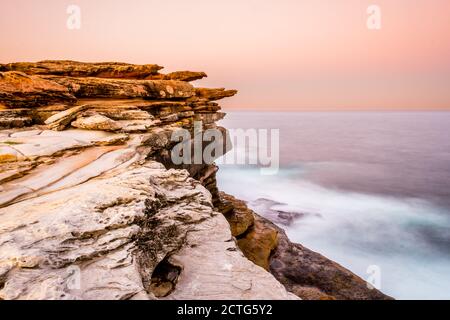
[43, 76, 195, 100]
[0, 61, 236, 130]
[195, 88, 238, 101]
[0, 72, 76, 108]
[218, 192, 393, 300]
[269, 222, 393, 300]
[147, 71, 207, 82]
[219, 192, 255, 237]
[1, 61, 163, 79]
[237, 215, 279, 271]
[44, 104, 91, 131]
[0, 109, 34, 128]
[163, 71, 207, 82]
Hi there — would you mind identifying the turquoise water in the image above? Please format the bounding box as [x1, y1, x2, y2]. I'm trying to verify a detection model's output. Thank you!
[217, 112, 450, 300]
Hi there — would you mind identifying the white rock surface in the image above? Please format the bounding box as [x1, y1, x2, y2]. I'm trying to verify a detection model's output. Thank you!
[71, 115, 122, 131]
[0, 158, 297, 300]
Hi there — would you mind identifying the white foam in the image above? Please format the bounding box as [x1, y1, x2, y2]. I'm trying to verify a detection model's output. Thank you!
[218, 166, 450, 299]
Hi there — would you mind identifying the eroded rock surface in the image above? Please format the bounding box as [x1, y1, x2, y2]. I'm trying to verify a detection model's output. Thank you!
[0, 162, 294, 300]
[0, 71, 76, 108]
[43, 76, 195, 100]
[1, 61, 163, 79]
[0, 61, 298, 300]
[0, 60, 391, 300]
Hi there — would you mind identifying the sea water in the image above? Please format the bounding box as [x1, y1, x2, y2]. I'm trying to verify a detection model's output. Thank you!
[217, 111, 450, 300]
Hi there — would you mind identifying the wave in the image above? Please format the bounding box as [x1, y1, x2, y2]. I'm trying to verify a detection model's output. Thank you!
[217, 165, 450, 299]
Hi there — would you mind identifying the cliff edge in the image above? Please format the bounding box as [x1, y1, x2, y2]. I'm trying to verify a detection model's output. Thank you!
[0, 61, 391, 300]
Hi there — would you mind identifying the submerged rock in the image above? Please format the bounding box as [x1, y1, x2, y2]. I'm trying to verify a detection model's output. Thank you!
[249, 198, 311, 226]
[218, 192, 393, 300]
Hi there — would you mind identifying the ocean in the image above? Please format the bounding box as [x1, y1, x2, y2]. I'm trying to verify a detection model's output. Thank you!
[217, 111, 450, 300]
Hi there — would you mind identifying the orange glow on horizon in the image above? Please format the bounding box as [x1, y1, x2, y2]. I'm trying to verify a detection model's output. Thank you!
[1, 0, 449, 111]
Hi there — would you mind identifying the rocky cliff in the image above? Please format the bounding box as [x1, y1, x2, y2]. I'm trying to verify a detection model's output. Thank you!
[0, 61, 391, 300]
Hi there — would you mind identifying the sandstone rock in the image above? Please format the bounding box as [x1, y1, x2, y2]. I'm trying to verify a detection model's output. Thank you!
[1, 60, 392, 301]
[117, 120, 160, 133]
[192, 103, 221, 113]
[9, 129, 42, 138]
[0, 162, 297, 300]
[0, 146, 22, 163]
[1, 60, 298, 301]
[163, 210, 297, 300]
[0, 146, 126, 206]
[0, 129, 128, 164]
[0, 165, 35, 185]
[35, 147, 137, 196]
[269, 224, 393, 300]
[148, 71, 207, 82]
[178, 111, 195, 118]
[2, 61, 163, 79]
[0, 108, 32, 121]
[219, 193, 255, 237]
[218, 193, 393, 300]
[237, 215, 279, 271]
[194, 112, 226, 124]
[72, 115, 122, 132]
[45, 105, 91, 131]
[83, 109, 154, 121]
[92, 134, 129, 146]
[160, 114, 179, 123]
[32, 105, 71, 125]
[195, 88, 238, 101]
[148, 258, 181, 297]
[79, 99, 187, 112]
[43, 76, 195, 100]
[38, 128, 120, 142]
[140, 126, 176, 150]
[0, 72, 77, 108]
[0, 116, 33, 128]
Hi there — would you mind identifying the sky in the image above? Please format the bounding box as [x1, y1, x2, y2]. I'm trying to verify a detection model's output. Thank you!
[1, 0, 450, 111]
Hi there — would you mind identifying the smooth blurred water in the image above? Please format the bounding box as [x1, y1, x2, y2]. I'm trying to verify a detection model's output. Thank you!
[217, 112, 450, 300]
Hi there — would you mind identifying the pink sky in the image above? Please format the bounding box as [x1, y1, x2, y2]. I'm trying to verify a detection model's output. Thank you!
[1, 0, 450, 110]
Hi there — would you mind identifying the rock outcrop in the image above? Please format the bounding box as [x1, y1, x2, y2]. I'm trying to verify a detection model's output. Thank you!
[217, 193, 393, 300]
[0, 71, 77, 108]
[0, 163, 295, 300]
[0, 61, 163, 79]
[0, 60, 391, 300]
[0, 60, 297, 300]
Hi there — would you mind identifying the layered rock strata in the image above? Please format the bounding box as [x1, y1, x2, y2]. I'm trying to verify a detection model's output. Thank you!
[0, 60, 391, 300]
[0, 60, 293, 300]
